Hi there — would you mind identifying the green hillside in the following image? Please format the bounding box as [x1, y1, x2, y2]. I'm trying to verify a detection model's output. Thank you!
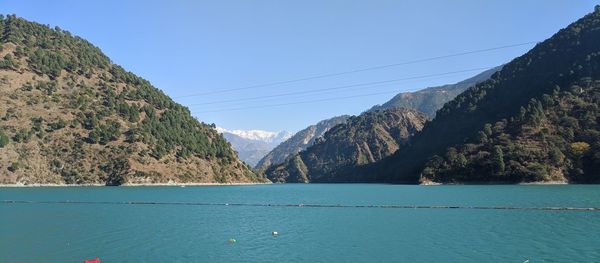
[0, 15, 263, 185]
[355, 7, 600, 183]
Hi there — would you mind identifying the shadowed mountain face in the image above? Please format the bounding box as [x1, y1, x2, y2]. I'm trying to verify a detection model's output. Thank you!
[265, 108, 427, 183]
[370, 67, 501, 118]
[255, 115, 349, 170]
[350, 7, 600, 184]
[0, 15, 263, 185]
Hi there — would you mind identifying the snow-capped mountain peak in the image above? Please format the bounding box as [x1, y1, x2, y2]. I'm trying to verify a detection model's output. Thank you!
[216, 127, 292, 143]
[215, 127, 294, 166]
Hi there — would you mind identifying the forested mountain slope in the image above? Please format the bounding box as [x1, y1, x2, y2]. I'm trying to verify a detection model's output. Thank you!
[0, 15, 262, 185]
[255, 115, 349, 170]
[265, 108, 426, 183]
[354, 7, 600, 183]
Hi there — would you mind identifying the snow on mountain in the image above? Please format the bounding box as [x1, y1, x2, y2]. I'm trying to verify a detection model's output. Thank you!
[215, 127, 293, 166]
[216, 127, 292, 143]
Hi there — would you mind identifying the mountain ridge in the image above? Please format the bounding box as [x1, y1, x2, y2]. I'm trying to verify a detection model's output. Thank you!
[369, 67, 502, 117]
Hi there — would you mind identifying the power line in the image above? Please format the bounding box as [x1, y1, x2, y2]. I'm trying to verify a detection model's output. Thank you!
[191, 80, 476, 114]
[174, 41, 537, 99]
[189, 67, 494, 112]
[187, 67, 493, 107]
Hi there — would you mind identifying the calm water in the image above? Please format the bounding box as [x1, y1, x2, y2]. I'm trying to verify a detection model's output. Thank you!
[1, 184, 600, 262]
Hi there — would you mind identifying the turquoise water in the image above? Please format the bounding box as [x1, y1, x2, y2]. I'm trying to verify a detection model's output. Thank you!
[1, 184, 600, 262]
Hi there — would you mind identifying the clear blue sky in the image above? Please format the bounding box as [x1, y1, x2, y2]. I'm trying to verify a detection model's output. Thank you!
[1, 0, 598, 132]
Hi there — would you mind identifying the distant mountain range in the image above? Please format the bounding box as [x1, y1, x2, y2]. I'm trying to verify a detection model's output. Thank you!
[255, 115, 349, 170]
[216, 127, 292, 167]
[257, 67, 500, 173]
[216, 127, 292, 143]
[369, 66, 501, 117]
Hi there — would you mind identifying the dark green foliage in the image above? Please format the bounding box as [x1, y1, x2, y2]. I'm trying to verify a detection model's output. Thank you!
[30, 117, 45, 138]
[35, 80, 57, 95]
[492, 145, 505, 174]
[356, 8, 600, 183]
[0, 14, 110, 78]
[113, 66, 175, 110]
[102, 158, 130, 186]
[47, 118, 66, 131]
[135, 108, 233, 160]
[421, 81, 600, 183]
[8, 162, 19, 172]
[0, 54, 17, 69]
[29, 48, 66, 79]
[87, 120, 121, 145]
[12, 129, 31, 143]
[0, 129, 9, 147]
[21, 82, 33, 91]
[79, 112, 99, 130]
[116, 101, 140, 122]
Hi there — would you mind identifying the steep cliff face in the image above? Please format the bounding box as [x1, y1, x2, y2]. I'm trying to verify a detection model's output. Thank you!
[0, 15, 263, 185]
[265, 108, 427, 182]
[255, 115, 349, 170]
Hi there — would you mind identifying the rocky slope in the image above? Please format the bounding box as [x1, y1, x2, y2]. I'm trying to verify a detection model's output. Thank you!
[353, 6, 600, 183]
[264, 108, 426, 182]
[0, 15, 263, 185]
[255, 115, 349, 170]
[370, 66, 501, 118]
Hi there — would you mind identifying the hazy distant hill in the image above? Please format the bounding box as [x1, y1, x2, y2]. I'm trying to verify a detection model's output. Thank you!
[216, 128, 291, 167]
[0, 15, 263, 185]
[370, 67, 501, 118]
[255, 115, 349, 170]
[265, 108, 426, 182]
[352, 6, 600, 183]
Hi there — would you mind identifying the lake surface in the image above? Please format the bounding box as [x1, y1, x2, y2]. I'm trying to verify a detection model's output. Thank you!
[1, 184, 600, 262]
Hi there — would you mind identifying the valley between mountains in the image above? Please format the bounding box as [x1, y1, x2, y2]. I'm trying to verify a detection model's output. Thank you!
[1, 6, 600, 185]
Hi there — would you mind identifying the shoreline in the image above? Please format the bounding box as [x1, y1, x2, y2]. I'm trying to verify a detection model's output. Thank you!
[420, 180, 569, 186]
[0, 182, 272, 187]
[518, 181, 569, 185]
[0, 181, 577, 187]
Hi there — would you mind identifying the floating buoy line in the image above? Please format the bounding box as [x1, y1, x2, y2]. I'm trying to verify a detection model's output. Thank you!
[1, 200, 599, 212]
